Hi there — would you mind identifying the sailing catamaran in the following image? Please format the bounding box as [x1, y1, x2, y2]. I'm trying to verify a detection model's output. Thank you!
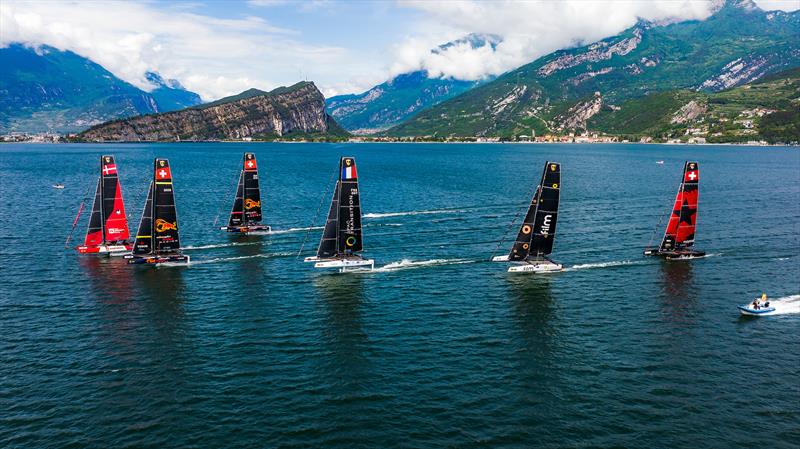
[76, 155, 133, 255]
[493, 161, 563, 273]
[304, 157, 374, 272]
[644, 161, 705, 260]
[220, 152, 270, 234]
[126, 158, 190, 265]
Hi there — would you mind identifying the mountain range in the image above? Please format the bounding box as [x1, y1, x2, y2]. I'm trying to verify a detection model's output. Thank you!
[325, 34, 500, 134]
[0, 44, 202, 134]
[386, 0, 800, 140]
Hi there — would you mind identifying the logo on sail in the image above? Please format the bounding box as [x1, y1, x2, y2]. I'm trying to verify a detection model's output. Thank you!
[541, 214, 553, 236]
[245, 198, 260, 209]
[155, 219, 177, 233]
[345, 236, 357, 247]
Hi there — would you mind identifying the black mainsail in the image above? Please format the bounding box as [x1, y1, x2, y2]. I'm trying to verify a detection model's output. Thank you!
[128, 158, 188, 264]
[507, 161, 561, 262]
[224, 152, 265, 231]
[316, 157, 364, 259]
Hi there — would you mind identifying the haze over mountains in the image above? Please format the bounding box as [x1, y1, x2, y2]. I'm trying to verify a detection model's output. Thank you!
[325, 34, 500, 134]
[0, 44, 201, 134]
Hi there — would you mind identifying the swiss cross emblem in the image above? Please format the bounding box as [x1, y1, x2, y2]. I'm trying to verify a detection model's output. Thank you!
[688, 171, 697, 180]
[247, 160, 254, 168]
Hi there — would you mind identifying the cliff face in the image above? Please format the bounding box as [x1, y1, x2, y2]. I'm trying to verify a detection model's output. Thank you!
[80, 82, 345, 141]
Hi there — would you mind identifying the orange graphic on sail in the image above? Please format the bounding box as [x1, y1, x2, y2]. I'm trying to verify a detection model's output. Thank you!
[245, 199, 261, 209]
[155, 219, 177, 232]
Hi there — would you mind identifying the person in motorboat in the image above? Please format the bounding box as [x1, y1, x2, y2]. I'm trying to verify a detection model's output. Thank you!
[760, 293, 769, 308]
[751, 298, 760, 310]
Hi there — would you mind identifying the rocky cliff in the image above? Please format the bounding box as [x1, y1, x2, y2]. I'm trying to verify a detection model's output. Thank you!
[79, 82, 346, 141]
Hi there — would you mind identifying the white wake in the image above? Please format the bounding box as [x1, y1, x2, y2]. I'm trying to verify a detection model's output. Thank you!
[164, 252, 294, 266]
[363, 209, 465, 219]
[566, 260, 646, 271]
[373, 258, 475, 272]
[267, 226, 323, 235]
[753, 294, 800, 316]
[183, 242, 261, 251]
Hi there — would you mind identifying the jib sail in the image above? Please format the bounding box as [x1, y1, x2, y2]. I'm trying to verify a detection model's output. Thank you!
[508, 162, 561, 261]
[133, 182, 154, 255]
[316, 157, 363, 258]
[228, 153, 262, 227]
[660, 161, 699, 252]
[84, 178, 103, 247]
[84, 155, 130, 247]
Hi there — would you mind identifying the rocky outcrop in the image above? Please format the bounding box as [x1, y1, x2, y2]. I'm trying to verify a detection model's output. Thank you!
[697, 55, 772, 91]
[671, 100, 708, 124]
[80, 82, 344, 141]
[557, 92, 603, 130]
[538, 28, 642, 76]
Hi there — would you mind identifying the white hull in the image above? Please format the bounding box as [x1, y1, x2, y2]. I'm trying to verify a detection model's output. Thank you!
[492, 255, 562, 273]
[77, 244, 132, 255]
[304, 256, 374, 272]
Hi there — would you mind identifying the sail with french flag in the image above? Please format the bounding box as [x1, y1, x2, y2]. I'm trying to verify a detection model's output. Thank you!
[341, 160, 357, 180]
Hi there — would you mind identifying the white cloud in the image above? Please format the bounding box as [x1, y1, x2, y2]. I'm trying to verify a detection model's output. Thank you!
[390, 0, 798, 82]
[0, 0, 353, 100]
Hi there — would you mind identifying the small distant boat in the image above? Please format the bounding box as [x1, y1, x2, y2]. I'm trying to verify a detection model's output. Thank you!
[53, 183, 65, 189]
[492, 161, 563, 273]
[304, 157, 374, 272]
[220, 152, 270, 234]
[738, 294, 775, 316]
[738, 304, 776, 316]
[76, 155, 133, 255]
[125, 158, 190, 265]
[644, 161, 705, 259]
[656, 160, 665, 165]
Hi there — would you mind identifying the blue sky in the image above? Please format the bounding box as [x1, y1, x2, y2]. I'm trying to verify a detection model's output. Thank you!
[1, 0, 797, 100]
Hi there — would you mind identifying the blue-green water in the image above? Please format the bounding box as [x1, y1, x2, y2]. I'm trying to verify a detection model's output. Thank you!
[1, 143, 798, 448]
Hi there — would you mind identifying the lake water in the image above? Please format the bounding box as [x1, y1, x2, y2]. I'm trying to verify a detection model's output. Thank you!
[1, 143, 798, 448]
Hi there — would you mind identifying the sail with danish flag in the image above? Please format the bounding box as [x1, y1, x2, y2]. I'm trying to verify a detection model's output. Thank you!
[127, 158, 190, 265]
[221, 153, 269, 233]
[644, 161, 705, 259]
[76, 155, 132, 254]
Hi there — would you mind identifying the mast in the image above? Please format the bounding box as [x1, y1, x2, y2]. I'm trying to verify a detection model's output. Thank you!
[659, 161, 699, 252]
[152, 158, 181, 254]
[99, 155, 130, 243]
[508, 162, 560, 261]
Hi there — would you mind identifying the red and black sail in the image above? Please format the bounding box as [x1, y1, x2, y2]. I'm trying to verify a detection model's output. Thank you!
[660, 161, 699, 251]
[83, 155, 130, 247]
[228, 153, 262, 227]
[133, 158, 182, 255]
[317, 157, 363, 258]
[509, 162, 561, 261]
